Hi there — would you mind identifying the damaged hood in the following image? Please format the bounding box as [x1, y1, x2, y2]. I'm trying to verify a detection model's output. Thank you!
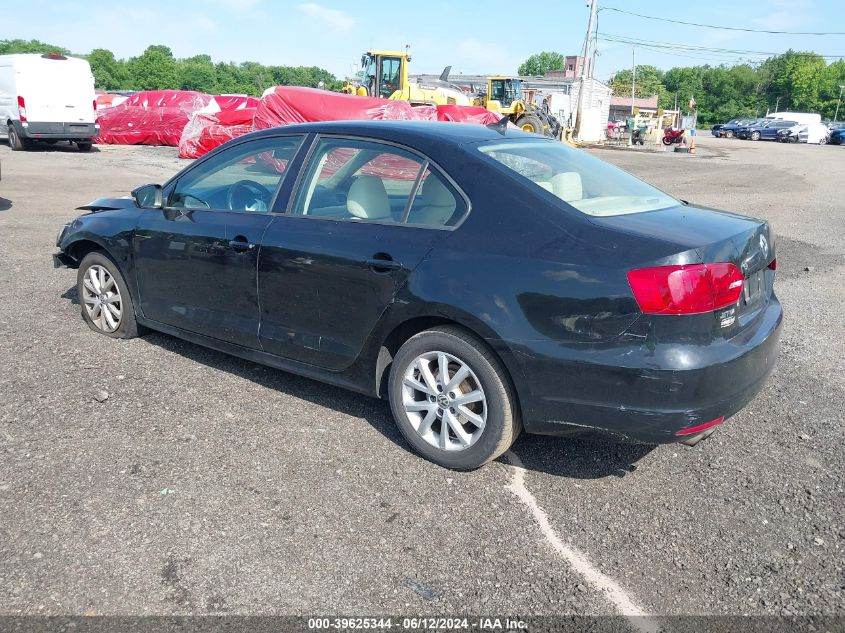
[77, 196, 135, 212]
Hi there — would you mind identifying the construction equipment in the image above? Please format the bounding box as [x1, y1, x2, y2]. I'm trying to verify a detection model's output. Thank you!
[347, 47, 472, 106]
[481, 77, 561, 138]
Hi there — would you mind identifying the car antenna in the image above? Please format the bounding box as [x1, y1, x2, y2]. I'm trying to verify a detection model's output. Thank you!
[486, 116, 509, 135]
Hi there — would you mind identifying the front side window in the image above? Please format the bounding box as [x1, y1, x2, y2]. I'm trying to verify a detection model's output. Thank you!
[169, 136, 304, 212]
[292, 138, 464, 227]
[478, 139, 677, 217]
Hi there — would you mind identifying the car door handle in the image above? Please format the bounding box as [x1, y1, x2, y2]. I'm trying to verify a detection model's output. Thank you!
[228, 236, 255, 252]
[366, 254, 402, 272]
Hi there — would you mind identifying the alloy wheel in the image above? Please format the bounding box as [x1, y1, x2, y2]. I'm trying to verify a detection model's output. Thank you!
[81, 264, 123, 333]
[401, 351, 487, 451]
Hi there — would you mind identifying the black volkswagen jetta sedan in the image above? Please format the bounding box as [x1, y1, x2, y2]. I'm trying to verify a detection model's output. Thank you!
[54, 121, 781, 469]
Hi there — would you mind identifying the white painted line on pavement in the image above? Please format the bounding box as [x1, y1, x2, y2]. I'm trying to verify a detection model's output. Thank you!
[505, 450, 662, 633]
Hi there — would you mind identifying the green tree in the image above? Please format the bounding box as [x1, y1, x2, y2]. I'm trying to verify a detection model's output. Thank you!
[178, 54, 218, 93]
[127, 45, 178, 90]
[610, 64, 665, 102]
[0, 39, 69, 55]
[86, 48, 128, 91]
[518, 52, 564, 76]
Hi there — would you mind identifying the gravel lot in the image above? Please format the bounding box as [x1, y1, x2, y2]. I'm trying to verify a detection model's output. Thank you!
[0, 136, 842, 624]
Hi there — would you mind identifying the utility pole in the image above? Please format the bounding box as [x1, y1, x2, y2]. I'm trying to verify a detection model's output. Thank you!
[631, 46, 636, 115]
[835, 84, 845, 122]
[775, 96, 780, 113]
[574, 0, 598, 141]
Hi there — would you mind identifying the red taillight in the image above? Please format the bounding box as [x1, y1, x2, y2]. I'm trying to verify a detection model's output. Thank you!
[767, 258, 777, 271]
[93, 99, 97, 112]
[676, 416, 725, 436]
[17, 95, 27, 122]
[627, 263, 744, 315]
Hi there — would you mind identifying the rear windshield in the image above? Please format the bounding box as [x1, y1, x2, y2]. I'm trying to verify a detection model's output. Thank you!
[477, 139, 677, 217]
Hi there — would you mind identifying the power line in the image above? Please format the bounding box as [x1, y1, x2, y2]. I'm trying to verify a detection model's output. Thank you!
[600, 6, 845, 36]
[598, 33, 845, 60]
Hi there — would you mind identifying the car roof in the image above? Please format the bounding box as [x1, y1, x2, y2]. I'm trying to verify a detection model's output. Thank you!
[246, 120, 541, 146]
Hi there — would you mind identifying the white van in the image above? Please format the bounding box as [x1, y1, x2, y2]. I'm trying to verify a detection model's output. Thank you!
[765, 111, 822, 126]
[0, 53, 99, 151]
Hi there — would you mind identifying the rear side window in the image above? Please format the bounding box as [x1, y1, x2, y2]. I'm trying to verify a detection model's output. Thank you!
[292, 138, 465, 227]
[478, 139, 677, 217]
[406, 168, 465, 227]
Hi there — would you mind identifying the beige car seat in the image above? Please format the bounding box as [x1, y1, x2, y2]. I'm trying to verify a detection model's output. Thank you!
[550, 172, 583, 202]
[409, 175, 456, 226]
[347, 176, 391, 220]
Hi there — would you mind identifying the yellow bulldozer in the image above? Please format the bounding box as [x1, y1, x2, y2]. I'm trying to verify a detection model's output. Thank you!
[480, 76, 561, 138]
[342, 48, 472, 106]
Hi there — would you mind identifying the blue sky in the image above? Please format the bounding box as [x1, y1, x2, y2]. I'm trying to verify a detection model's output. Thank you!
[6, 0, 844, 80]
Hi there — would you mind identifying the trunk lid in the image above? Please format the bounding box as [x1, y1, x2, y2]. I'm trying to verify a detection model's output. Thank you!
[591, 204, 776, 333]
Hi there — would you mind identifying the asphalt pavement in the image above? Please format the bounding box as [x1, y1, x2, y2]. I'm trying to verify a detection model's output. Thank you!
[0, 135, 842, 626]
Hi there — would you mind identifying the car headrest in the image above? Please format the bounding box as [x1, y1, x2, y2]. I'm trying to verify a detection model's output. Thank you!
[347, 176, 391, 220]
[550, 172, 583, 202]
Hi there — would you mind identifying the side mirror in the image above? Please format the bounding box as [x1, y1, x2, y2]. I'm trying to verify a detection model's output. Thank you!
[131, 183, 163, 209]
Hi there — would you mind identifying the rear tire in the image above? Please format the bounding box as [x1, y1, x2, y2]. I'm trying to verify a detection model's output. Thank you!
[76, 251, 140, 339]
[751, 131, 761, 141]
[662, 137, 672, 146]
[77, 141, 93, 152]
[8, 124, 27, 151]
[516, 114, 544, 135]
[388, 326, 521, 470]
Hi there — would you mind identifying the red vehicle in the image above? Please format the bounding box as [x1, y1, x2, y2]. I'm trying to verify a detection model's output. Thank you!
[663, 127, 685, 145]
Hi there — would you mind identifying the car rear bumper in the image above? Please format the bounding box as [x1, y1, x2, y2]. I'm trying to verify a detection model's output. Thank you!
[14, 120, 99, 140]
[509, 295, 782, 444]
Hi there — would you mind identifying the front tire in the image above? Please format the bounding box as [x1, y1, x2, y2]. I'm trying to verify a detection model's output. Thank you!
[516, 114, 544, 135]
[76, 251, 140, 339]
[388, 326, 521, 470]
[751, 131, 761, 141]
[724, 130, 734, 139]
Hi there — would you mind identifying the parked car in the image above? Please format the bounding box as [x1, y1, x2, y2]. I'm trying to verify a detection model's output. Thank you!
[53, 121, 782, 469]
[737, 119, 798, 140]
[829, 126, 845, 144]
[716, 118, 758, 138]
[712, 118, 752, 138]
[776, 123, 829, 144]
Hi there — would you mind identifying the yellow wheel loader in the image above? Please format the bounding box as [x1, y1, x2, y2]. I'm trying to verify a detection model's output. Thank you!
[482, 77, 561, 138]
[353, 48, 472, 106]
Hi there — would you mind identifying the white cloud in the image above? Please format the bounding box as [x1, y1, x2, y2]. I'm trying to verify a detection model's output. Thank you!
[297, 3, 355, 32]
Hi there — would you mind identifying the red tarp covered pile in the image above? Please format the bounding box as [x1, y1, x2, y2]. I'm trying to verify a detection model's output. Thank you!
[96, 90, 213, 146]
[252, 86, 419, 129]
[178, 87, 501, 158]
[97, 86, 503, 158]
[95, 91, 128, 110]
[178, 96, 260, 159]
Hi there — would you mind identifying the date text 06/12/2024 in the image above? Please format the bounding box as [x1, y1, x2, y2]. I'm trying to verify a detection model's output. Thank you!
[307, 617, 529, 630]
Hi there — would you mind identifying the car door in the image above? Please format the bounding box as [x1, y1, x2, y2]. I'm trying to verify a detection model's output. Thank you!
[257, 136, 468, 370]
[133, 134, 304, 348]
